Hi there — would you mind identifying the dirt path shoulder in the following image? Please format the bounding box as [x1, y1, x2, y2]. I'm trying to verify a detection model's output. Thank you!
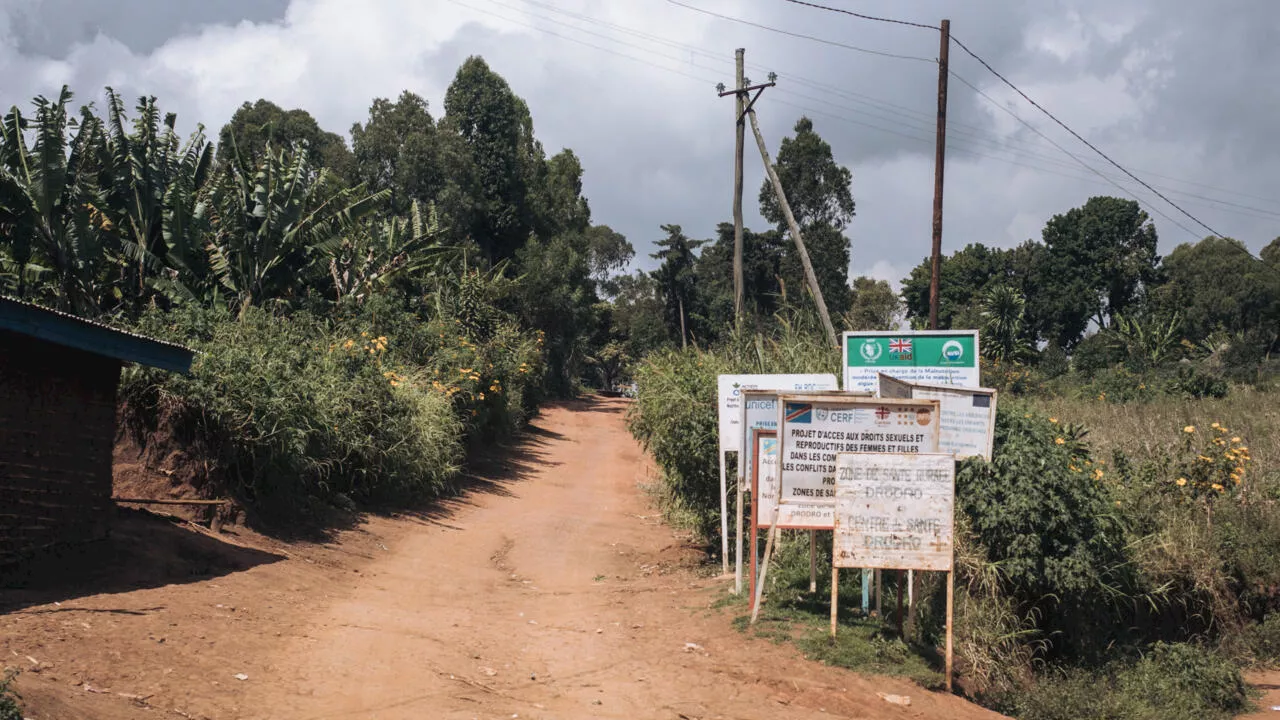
[3, 397, 1002, 719]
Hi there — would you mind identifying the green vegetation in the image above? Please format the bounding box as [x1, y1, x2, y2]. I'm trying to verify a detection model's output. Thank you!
[0, 668, 19, 720]
[1, 58, 628, 517]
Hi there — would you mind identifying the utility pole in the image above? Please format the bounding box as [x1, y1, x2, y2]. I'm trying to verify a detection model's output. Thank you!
[732, 49, 746, 327]
[750, 110, 839, 348]
[928, 19, 950, 331]
[720, 63, 836, 347]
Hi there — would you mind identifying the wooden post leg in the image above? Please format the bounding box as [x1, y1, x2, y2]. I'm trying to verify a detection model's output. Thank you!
[809, 530, 817, 593]
[830, 566, 839, 638]
[945, 570, 955, 692]
[875, 568, 882, 617]
[750, 507, 782, 625]
[749, 507, 759, 612]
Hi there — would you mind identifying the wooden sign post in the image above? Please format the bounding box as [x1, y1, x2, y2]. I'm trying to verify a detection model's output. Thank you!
[831, 451, 956, 691]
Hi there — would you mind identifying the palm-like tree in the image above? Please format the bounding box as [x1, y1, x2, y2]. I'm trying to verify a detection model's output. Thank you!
[205, 142, 387, 312]
[318, 199, 449, 302]
[981, 284, 1032, 362]
[95, 89, 214, 309]
[0, 87, 110, 314]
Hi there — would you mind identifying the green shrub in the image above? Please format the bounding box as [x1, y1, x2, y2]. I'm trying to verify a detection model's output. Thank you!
[1242, 613, 1280, 665]
[1010, 643, 1248, 720]
[956, 405, 1128, 658]
[0, 668, 19, 720]
[122, 303, 498, 509]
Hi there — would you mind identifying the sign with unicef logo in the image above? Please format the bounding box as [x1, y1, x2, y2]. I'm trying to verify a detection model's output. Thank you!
[717, 374, 839, 453]
[842, 331, 980, 394]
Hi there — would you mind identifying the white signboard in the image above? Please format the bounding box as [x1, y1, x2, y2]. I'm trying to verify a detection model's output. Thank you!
[878, 374, 997, 461]
[776, 395, 940, 529]
[740, 389, 870, 501]
[833, 453, 955, 571]
[752, 432, 780, 525]
[718, 374, 839, 453]
[843, 330, 980, 394]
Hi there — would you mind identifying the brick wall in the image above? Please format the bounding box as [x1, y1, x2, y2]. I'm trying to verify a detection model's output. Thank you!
[0, 330, 121, 565]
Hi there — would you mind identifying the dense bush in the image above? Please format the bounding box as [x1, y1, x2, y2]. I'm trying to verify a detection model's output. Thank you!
[0, 669, 18, 720]
[121, 299, 541, 510]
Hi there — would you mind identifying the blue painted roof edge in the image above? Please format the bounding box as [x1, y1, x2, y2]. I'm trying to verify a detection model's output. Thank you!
[0, 296, 195, 374]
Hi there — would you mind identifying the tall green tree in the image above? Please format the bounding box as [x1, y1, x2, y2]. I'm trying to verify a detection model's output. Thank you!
[696, 221, 786, 335]
[442, 56, 542, 262]
[1033, 196, 1159, 347]
[845, 276, 899, 330]
[759, 117, 855, 315]
[901, 243, 1020, 329]
[349, 91, 444, 216]
[217, 99, 354, 182]
[651, 224, 704, 348]
[1149, 236, 1280, 346]
[533, 148, 591, 239]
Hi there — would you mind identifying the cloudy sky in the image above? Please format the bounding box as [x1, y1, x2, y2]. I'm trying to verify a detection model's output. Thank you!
[2, 0, 1277, 286]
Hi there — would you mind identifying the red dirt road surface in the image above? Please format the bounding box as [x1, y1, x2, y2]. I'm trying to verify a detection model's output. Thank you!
[2, 397, 1004, 719]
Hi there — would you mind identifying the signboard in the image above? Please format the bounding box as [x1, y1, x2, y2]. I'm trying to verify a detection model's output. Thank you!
[776, 395, 940, 529]
[878, 374, 997, 461]
[752, 431, 780, 525]
[833, 452, 955, 571]
[739, 389, 871, 505]
[843, 331, 980, 394]
[718, 374, 839, 452]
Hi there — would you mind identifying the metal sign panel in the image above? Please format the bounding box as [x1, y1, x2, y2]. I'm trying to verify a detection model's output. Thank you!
[833, 452, 955, 571]
[776, 394, 940, 529]
[843, 330, 980, 394]
[717, 374, 839, 453]
[878, 373, 997, 461]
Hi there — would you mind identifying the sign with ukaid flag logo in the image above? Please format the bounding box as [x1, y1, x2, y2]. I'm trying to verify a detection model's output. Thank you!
[843, 330, 980, 393]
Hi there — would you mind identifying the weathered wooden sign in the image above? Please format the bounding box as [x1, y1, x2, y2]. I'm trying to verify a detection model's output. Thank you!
[833, 452, 955, 571]
[878, 373, 997, 461]
[775, 395, 940, 529]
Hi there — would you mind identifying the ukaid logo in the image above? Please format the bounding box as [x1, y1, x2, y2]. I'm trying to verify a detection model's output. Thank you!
[941, 339, 965, 364]
[785, 403, 813, 423]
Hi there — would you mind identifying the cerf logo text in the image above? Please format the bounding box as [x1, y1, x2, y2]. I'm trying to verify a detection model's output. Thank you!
[859, 339, 882, 361]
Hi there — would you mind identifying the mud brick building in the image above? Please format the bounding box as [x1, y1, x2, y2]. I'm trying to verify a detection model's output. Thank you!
[0, 296, 193, 564]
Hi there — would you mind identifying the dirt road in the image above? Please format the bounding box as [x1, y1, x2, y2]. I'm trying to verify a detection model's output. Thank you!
[3, 398, 1001, 719]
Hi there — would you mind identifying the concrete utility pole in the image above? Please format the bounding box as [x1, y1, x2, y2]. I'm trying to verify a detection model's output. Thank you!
[732, 49, 746, 326]
[928, 19, 951, 331]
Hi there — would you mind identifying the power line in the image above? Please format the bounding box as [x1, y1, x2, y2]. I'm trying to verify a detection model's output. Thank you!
[520, 0, 1280, 216]
[780, 0, 939, 31]
[947, 35, 1231, 240]
[666, 0, 934, 63]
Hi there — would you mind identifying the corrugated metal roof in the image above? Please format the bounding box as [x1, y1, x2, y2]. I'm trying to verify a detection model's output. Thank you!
[0, 295, 195, 373]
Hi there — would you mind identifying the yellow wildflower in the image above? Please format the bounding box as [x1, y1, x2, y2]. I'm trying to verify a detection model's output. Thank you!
[1231, 437, 1241, 444]
[1176, 477, 1187, 486]
[1211, 422, 1220, 429]
[1049, 417, 1058, 424]
[478, 392, 485, 400]
[343, 339, 355, 350]
[1094, 469, 1104, 480]
[1183, 425, 1195, 433]
[1055, 438, 1065, 445]
[1211, 483, 1224, 492]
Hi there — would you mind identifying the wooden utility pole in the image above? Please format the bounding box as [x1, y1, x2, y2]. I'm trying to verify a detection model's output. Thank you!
[928, 19, 950, 331]
[732, 49, 746, 326]
[750, 111, 839, 348]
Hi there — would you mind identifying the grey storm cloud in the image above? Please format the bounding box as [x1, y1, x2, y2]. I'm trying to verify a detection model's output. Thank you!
[0, 0, 1276, 287]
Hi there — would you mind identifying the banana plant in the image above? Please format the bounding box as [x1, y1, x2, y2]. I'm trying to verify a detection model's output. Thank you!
[204, 142, 387, 312]
[94, 88, 214, 309]
[316, 199, 452, 303]
[0, 87, 116, 315]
